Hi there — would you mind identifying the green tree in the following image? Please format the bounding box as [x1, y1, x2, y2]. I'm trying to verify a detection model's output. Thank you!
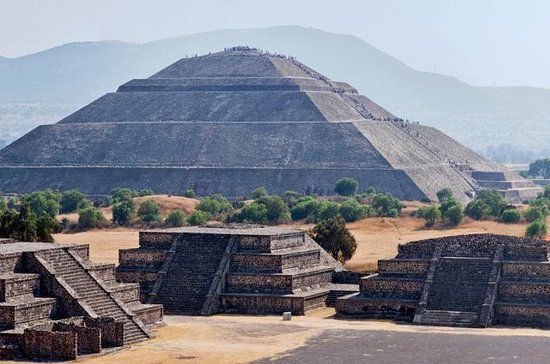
[22, 189, 61, 218]
[313, 200, 340, 222]
[500, 208, 521, 224]
[464, 199, 491, 220]
[339, 199, 370, 222]
[257, 196, 291, 223]
[436, 188, 454, 202]
[524, 206, 547, 223]
[197, 194, 233, 217]
[138, 189, 154, 197]
[137, 199, 162, 222]
[290, 198, 320, 221]
[525, 219, 547, 239]
[371, 194, 402, 217]
[528, 158, 550, 179]
[187, 210, 210, 226]
[465, 190, 506, 220]
[165, 210, 186, 227]
[334, 178, 359, 197]
[0, 196, 6, 212]
[0, 209, 18, 238]
[112, 200, 135, 225]
[311, 217, 357, 263]
[444, 205, 464, 226]
[417, 205, 441, 227]
[36, 215, 60, 242]
[60, 189, 92, 213]
[236, 203, 268, 223]
[184, 188, 196, 198]
[251, 187, 268, 200]
[282, 190, 303, 208]
[78, 207, 107, 229]
[439, 197, 460, 216]
[111, 188, 137, 204]
[14, 203, 38, 242]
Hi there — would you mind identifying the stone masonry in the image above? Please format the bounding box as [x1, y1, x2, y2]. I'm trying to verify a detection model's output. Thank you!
[0, 241, 163, 360]
[336, 234, 550, 328]
[116, 225, 351, 315]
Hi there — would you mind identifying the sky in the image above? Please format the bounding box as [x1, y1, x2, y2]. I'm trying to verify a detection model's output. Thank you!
[1, 0, 549, 88]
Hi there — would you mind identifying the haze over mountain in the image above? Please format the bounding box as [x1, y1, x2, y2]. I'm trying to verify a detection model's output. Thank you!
[0, 26, 548, 162]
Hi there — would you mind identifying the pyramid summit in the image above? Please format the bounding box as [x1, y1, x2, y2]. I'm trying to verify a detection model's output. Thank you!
[0, 47, 541, 201]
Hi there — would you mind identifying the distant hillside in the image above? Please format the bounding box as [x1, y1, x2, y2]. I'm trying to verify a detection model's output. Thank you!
[1, 26, 548, 161]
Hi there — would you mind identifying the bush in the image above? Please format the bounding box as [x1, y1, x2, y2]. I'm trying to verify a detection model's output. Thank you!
[187, 210, 210, 226]
[111, 188, 138, 204]
[500, 208, 521, 224]
[526, 219, 547, 239]
[0, 197, 6, 212]
[334, 178, 359, 197]
[137, 199, 162, 222]
[165, 210, 186, 227]
[197, 194, 233, 217]
[339, 199, 370, 222]
[444, 205, 464, 226]
[436, 188, 453, 202]
[439, 197, 460, 216]
[251, 187, 268, 200]
[464, 199, 491, 220]
[60, 189, 92, 213]
[311, 217, 357, 263]
[282, 190, 303, 208]
[112, 200, 135, 225]
[0, 203, 58, 243]
[313, 200, 340, 222]
[524, 206, 547, 223]
[257, 196, 291, 223]
[22, 189, 61, 218]
[465, 190, 506, 220]
[236, 202, 268, 223]
[371, 194, 402, 217]
[78, 207, 106, 229]
[417, 205, 441, 227]
[290, 198, 320, 221]
[184, 189, 196, 198]
[138, 189, 154, 197]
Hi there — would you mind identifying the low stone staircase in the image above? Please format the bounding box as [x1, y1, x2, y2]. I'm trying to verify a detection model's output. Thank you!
[420, 310, 479, 327]
[37, 249, 151, 344]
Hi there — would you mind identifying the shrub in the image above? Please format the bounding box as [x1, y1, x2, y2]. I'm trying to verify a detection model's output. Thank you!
[371, 194, 402, 217]
[417, 205, 441, 227]
[524, 206, 546, 223]
[500, 208, 521, 224]
[465, 190, 506, 220]
[197, 194, 233, 216]
[60, 189, 92, 213]
[184, 189, 196, 198]
[0, 203, 58, 243]
[436, 188, 453, 202]
[257, 196, 291, 223]
[311, 217, 357, 263]
[236, 202, 268, 223]
[334, 178, 359, 197]
[187, 210, 210, 226]
[78, 207, 106, 229]
[0, 197, 6, 212]
[339, 199, 370, 222]
[22, 189, 61, 218]
[444, 205, 464, 226]
[439, 197, 460, 216]
[137, 199, 162, 222]
[290, 198, 319, 221]
[111, 188, 138, 204]
[464, 199, 490, 220]
[112, 200, 135, 225]
[165, 210, 186, 227]
[313, 200, 340, 222]
[282, 190, 302, 208]
[251, 187, 268, 200]
[138, 189, 154, 197]
[525, 219, 547, 239]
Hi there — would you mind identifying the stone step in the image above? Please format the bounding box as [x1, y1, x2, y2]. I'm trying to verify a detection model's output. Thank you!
[419, 310, 479, 327]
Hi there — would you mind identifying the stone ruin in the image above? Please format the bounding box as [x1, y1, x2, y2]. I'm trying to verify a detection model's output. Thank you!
[0, 46, 541, 203]
[336, 234, 550, 328]
[0, 241, 163, 360]
[116, 226, 356, 315]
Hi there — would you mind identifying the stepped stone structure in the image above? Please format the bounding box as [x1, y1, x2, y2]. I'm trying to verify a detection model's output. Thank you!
[116, 225, 353, 315]
[336, 234, 550, 328]
[0, 46, 540, 203]
[0, 241, 163, 360]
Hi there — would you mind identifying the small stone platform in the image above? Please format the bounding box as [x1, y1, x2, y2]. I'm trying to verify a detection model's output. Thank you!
[0, 241, 163, 360]
[336, 234, 550, 328]
[116, 225, 349, 315]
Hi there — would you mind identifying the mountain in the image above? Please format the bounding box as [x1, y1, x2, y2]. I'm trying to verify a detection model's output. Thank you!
[0, 26, 548, 160]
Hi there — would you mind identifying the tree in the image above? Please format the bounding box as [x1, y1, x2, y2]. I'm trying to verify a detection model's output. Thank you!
[334, 178, 359, 197]
[251, 187, 268, 200]
[112, 200, 135, 225]
[111, 188, 138, 204]
[282, 190, 302, 208]
[78, 207, 106, 229]
[14, 203, 38, 242]
[417, 205, 441, 227]
[22, 189, 61, 218]
[290, 198, 320, 221]
[60, 189, 91, 213]
[258, 196, 291, 223]
[339, 199, 370, 222]
[235, 203, 268, 223]
[137, 199, 162, 222]
[525, 219, 547, 239]
[371, 194, 402, 217]
[524, 206, 547, 223]
[465, 190, 506, 220]
[36, 215, 60, 242]
[313, 200, 340, 222]
[444, 205, 464, 226]
[0, 196, 6, 212]
[543, 186, 550, 200]
[528, 158, 550, 179]
[197, 194, 233, 217]
[165, 210, 186, 227]
[187, 210, 210, 226]
[436, 188, 453, 202]
[184, 188, 196, 198]
[0, 209, 18, 238]
[439, 197, 460, 216]
[138, 189, 154, 197]
[500, 208, 521, 224]
[464, 199, 491, 220]
[311, 217, 357, 263]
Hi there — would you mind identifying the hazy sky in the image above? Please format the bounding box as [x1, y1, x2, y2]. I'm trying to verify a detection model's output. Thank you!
[1, 0, 549, 88]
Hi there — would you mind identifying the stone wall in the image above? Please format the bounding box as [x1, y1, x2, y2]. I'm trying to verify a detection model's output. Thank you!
[53, 322, 102, 355]
[84, 317, 124, 348]
[22, 329, 77, 360]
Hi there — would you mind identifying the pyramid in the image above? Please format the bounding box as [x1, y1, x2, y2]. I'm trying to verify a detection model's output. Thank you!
[0, 46, 541, 202]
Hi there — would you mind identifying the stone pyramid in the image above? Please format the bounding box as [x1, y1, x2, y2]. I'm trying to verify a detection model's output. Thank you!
[0, 46, 540, 202]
